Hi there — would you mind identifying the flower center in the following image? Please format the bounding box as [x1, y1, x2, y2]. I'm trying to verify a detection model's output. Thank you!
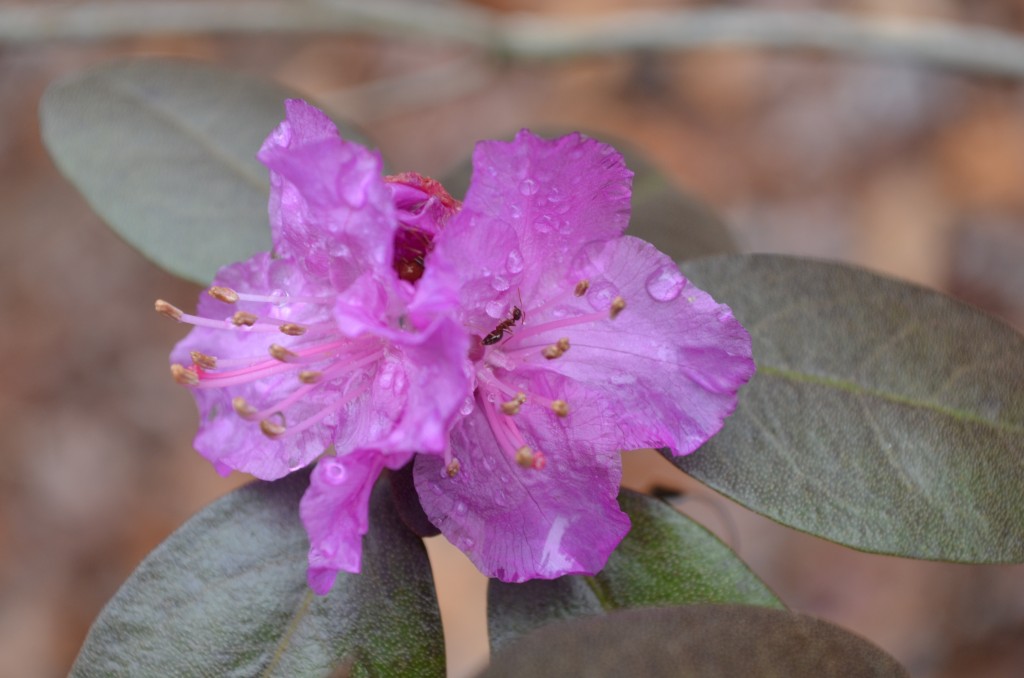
[466, 279, 626, 472]
[385, 172, 460, 283]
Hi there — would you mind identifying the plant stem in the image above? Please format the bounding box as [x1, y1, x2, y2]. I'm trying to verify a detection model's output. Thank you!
[5, 2, 1024, 79]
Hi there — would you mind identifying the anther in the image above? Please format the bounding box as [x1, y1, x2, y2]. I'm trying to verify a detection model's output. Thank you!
[170, 363, 198, 386]
[155, 299, 183, 321]
[260, 419, 287, 438]
[298, 370, 323, 384]
[189, 351, 217, 370]
[208, 286, 239, 303]
[574, 279, 590, 297]
[551, 400, 569, 417]
[542, 337, 571, 360]
[609, 296, 626, 319]
[232, 396, 258, 418]
[515, 446, 534, 469]
[446, 458, 461, 478]
[231, 311, 259, 327]
[279, 323, 307, 336]
[501, 392, 527, 415]
[269, 344, 298, 362]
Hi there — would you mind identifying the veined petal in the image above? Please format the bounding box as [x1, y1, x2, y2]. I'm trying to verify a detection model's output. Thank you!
[526, 235, 755, 455]
[379, 317, 471, 454]
[413, 401, 629, 582]
[171, 253, 341, 480]
[301, 450, 412, 594]
[258, 99, 396, 290]
[425, 130, 633, 330]
[465, 130, 633, 252]
[331, 315, 471, 456]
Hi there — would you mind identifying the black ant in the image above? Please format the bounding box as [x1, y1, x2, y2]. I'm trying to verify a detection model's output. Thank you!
[482, 292, 525, 346]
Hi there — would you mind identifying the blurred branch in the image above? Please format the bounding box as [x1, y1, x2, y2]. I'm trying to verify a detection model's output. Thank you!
[6, 1, 1024, 79]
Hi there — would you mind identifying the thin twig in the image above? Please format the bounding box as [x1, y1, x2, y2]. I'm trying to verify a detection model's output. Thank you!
[5, 2, 1024, 80]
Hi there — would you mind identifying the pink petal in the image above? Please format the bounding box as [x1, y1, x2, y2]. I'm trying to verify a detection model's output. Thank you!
[171, 253, 339, 480]
[258, 100, 395, 290]
[301, 450, 412, 594]
[377, 317, 471, 455]
[531, 236, 755, 455]
[413, 402, 630, 582]
[423, 130, 633, 332]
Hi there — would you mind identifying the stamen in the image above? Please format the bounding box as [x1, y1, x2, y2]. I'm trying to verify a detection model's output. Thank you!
[155, 299, 183, 321]
[232, 396, 258, 419]
[446, 458, 461, 477]
[170, 363, 198, 386]
[542, 337, 571, 360]
[217, 349, 384, 422]
[232, 311, 259, 327]
[157, 303, 327, 334]
[279, 323, 307, 336]
[551, 400, 569, 417]
[515, 446, 534, 468]
[298, 370, 323, 384]
[260, 418, 287, 438]
[269, 344, 299, 362]
[190, 351, 217, 369]
[609, 296, 626, 319]
[208, 286, 239, 303]
[574, 279, 590, 296]
[501, 392, 527, 415]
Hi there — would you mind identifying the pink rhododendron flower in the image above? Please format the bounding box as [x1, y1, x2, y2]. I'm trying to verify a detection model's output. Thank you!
[161, 99, 753, 593]
[159, 100, 469, 592]
[412, 130, 755, 582]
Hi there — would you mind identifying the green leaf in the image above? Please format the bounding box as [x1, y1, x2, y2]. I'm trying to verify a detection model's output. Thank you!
[480, 604, 908, 678]
[488, 489, 782, 652]
[674, 254, 1024, 562]
[440, 131, 736, 260]
[40, 58, 368, 286]
[71, 471, 444, 677]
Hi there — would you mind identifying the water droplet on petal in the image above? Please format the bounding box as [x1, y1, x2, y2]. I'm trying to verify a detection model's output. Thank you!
[485, 300, 505, 318]
[533, 214, 556, 233]
[547, 187, 565, 203]
[587, 281, 620, 311]
[393, 370, 408, 397]
[509, 204, 522, 220]
[460, 396, 475, 416]
[482, 456, 497, 472]
[518, 178, 538, 196]
[455, 502, 467, 515]
[505, 248, 524, 274]
[491, 274, 510, 291]
[645, 265, 685, 302]
[323, 459, 347, 485]
[377, 362, 396, 389]
[268, 289, 289, 306]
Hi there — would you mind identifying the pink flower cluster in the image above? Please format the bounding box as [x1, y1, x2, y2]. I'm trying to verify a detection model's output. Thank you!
[159, 100, 754, 594]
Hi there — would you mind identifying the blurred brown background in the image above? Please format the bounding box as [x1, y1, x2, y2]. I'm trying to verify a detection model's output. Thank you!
[2, 1, 1024, 676]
